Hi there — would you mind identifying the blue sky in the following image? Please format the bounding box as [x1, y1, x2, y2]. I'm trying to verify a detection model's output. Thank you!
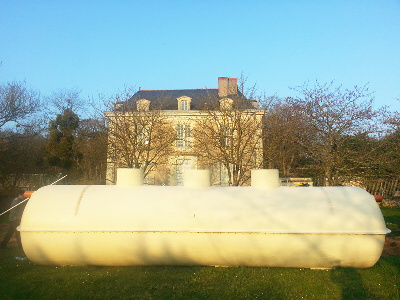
[1, 0, 399, 111]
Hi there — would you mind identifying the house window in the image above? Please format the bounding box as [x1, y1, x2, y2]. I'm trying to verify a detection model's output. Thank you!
[177, 96, 191, 111]
[174, 156, 197, 185]
[176, 124, 191, 148]
[137, 124, 149, 145]
[175, 160, 190, 185]
[221, 126, 233, 148]
[180, 100, 188, 111]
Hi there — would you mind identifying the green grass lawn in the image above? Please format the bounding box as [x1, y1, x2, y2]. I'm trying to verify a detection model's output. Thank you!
[1, 208, 399, 300]
[381, 207, 400, 238]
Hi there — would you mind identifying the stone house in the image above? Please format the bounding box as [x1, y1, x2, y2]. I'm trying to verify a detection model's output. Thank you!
[105, 77, 264, 186]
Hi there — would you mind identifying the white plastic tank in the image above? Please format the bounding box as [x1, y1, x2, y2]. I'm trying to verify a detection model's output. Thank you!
[19, 169, 389, 268]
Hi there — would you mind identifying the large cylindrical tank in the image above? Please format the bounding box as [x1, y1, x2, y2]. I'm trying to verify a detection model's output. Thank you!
[19, 169, 389, 268]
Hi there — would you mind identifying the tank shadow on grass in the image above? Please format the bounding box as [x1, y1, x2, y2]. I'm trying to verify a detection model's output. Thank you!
[331, 267, 368, 299]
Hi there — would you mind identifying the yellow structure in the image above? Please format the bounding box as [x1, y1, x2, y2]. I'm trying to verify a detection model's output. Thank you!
[105, 77, 264, 186]
[19, 169, 389, 268]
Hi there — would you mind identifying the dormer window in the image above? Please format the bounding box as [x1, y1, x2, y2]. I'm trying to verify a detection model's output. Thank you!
[177, 96, 191, 111]
[114, 101, 124, 110]
[219, 98, 233, 110]
[137, 99, 150, 111]
[181, 100, 188, 110]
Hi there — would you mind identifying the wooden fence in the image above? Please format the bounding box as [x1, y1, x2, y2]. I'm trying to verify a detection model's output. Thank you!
[312, 176, 400, 203]
[363, 177, 400, 200]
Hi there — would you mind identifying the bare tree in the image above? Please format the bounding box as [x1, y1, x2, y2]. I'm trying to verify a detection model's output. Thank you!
[263, 100, 306, 177]
[193, 95, 264, 186]
[45, 87, 86, 117]
[288, 81, 379, 185]
[0, 81, 40, 128]
[105, 89, 175, 183]
[237, 72, 258, 100]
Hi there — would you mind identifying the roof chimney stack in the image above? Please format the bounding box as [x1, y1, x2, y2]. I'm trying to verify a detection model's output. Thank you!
[218, 77, 237, 97]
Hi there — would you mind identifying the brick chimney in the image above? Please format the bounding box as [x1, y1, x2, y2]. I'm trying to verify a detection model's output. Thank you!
[218, 77, 237, 97]
[228, 78, 237, 95]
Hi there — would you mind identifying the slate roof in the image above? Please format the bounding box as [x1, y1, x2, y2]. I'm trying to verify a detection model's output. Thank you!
[123, 88, 255, 111]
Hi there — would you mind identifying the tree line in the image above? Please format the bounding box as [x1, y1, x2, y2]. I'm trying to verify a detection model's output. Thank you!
[0, 83, 107, 194]
[0, 77, 399, 194]
[264, 82, 400, 186]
